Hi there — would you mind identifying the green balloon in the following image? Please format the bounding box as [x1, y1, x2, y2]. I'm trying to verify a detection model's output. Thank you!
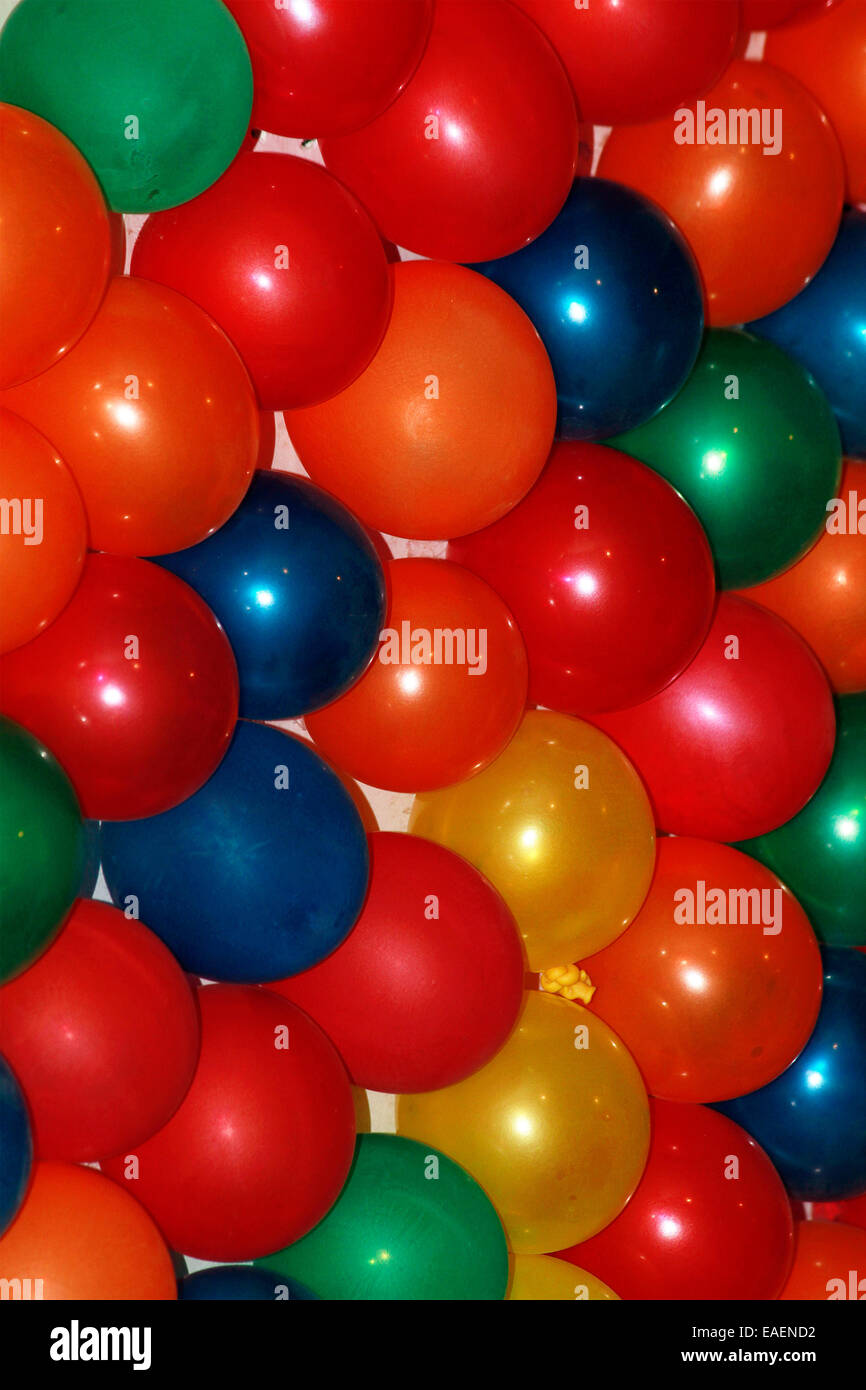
[609, 329, 842, 589]
[0, 0, 252, 212]
[737, 694, 866, 947]
[256, 1133, 509, 1300]
[0, 717, 84, 983]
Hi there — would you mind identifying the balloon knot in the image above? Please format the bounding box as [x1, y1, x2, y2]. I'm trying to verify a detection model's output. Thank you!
[539, 964, 595, 1004]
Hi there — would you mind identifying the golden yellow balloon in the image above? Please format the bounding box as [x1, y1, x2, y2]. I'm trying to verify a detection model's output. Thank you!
[410, 708, 655, 970]
[397, 991, 650, 1255]
[508, 1255, 619, 1301]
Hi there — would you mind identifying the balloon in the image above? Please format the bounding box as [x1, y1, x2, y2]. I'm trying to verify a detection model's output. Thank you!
[1, 278, 258, 556]
[582, 837, 823, 1103]
[411, 709, 655, 971]
[0, 1054, 31, 1236]
[319, 0, 578, 262]
[101, 985, 355, 1262]
[130, 152, 391, 410]
[470, 179, 703, 442]
[0, 103, 110, 389]
[779, 1220, 866, 1300]
[179, 1266, 319, 1301]
[795, 1193, 866, 1231]
[449, 440, 716, 715]
[737, 694, 866, 947]
[748, 208, 866, 458]
[765, 0, 866, 204]
[222, 0, 433, 138]
[716, 948, 866, 1200]
[0, 899, 200, 1163]
[742, 1, 842, 26]
[558, 1100, 794, 1300]
[738, 461, 866, 694]
[598, 60, 845, 327]
[286, 261, 557, 540]
[0, 554, 238, 821]
[0, 409, 86, 654]
[398, 991, 649, 1254]
[305, 558, 528, 794]
[609, 330, 842, 589]
[0, 0, 251, 212]
[100, 720, 369, 983]
[271, 832, 525, 1093]
[78, 820, 102, 900]
[256, 1133, 508, 1300]
[507, 1256, 618, 1302]
[592, 595, 836, 842]
[155, 470, 386, 719]
[513, 0, 738, 126]
[0, 717, 82, 984]
[0, 1160, 175, 1299]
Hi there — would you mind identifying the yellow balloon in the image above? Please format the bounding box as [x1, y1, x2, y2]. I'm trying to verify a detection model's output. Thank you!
[410, 708, 655, 971]
[508, 1255, 619, 1301]
[397, 991, 650, 1254]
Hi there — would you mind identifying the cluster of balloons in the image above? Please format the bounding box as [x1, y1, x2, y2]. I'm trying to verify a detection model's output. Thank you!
[1, 0, 865, 1307]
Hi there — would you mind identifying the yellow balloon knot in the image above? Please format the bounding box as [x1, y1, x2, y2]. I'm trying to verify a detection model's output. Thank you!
[539, 964, 595, 1005]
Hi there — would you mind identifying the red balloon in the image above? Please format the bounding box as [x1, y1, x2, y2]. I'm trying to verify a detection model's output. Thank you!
[305, 557, 529, 793]
[450, 441, 715, 716]
[794, 1194, 866, 1230]
[779, 1220, 866, 1299]
[223, 0, 433, 138]
[100, 984, 355, 1262]
[742, 1, 841, 29]
[0, 553, 238, 821]
[0, 899, 199, 1162]
[558, 1100, 794, 1300]
[131, 152, 391, 411]
[272, 831, 525, 1093]
[591, 595, 835, 841]
[583, 837, 823, 1103]
[513, 0, 739, 126]
[319, 0, 579, 262]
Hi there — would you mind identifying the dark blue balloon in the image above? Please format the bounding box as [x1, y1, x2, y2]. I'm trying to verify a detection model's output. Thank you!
[78, 819, 101, 898]
[470, 178, 704, 441]
[179, 1266, 319, 1301]
[100, 720, 369, 983]
[156, 470, 386, 720]
[0, 1052, 32, 1236]
[748, 209, 866, 458]
[715, 948, 866, 1201]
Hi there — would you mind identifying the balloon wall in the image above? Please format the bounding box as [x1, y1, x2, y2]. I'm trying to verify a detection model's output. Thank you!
[0, 0, 863, 1311]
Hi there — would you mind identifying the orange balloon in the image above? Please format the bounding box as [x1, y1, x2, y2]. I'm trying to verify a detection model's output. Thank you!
[1, 277, 259, 556]
[305, 557, 528, 792]
[738, 460, 866, 694]
[598, 60, 845, 326]
[582, 837, 823, 1103]
[0, 409, 87, 655]
[0, 103, 111, 389]
[779, 1220, 866, 1300]
[0, 1160, 176, 1300]
[766, 0, 866, 205]
[287, 260, 556, 539]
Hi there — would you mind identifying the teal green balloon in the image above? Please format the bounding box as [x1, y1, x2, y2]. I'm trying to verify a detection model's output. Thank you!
[609, 330, 842, 589]
[255, 1133, 509, 1300]
[737, 694, 865, 947]
[0, 0, 252, 212]
[0, 717, 83, 983]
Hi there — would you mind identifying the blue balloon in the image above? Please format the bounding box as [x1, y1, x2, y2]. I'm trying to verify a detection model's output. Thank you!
[748, 209, 866, 458]
[100, 720, 369, 983]
[0, 1052, 32, 1236]
[470, 178, 704, 440]
[78, 819, 101, 898]
[179, 1266, 319, 1301]
[715, 948, 866, 1201]
[156, 470, 386, 720]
